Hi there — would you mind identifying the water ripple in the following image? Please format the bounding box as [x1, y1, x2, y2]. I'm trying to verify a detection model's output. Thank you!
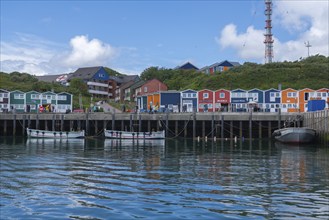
[1, 139, 328, 219]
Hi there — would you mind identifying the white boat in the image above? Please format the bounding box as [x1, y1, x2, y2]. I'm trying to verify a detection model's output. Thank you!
[104, 129, 165, 139]
[26, 128, 85, 139]
[272, 127, 316, 144]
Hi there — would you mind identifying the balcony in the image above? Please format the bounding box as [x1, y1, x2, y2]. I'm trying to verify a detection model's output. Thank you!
[88, 89, 109, 96]
[87, 81, 112, 89]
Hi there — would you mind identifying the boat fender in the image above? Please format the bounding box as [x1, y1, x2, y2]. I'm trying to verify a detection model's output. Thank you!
[60, 132, 62, 136]
[66, 132, 69, 136]
[42, 131, 45, 135]
[53, 132, 56, 136]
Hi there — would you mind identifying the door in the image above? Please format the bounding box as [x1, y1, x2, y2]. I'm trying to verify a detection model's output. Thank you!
[182, 100, 193, 112]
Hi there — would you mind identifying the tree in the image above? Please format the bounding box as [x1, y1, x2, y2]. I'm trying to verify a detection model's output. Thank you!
[68, 78, 89, 96]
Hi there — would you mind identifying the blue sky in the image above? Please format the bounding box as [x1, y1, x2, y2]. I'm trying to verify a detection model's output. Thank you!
[1, 0, 328, 75]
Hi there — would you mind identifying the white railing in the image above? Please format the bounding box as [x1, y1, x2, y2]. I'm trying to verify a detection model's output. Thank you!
[88, 89, 109, 95]
[87, 81, 112, 89]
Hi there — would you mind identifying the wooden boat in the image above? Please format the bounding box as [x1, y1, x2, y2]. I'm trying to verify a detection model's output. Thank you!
[272, 127, 316, 144]
[26, 128, 85, 138]
[104, 129, 165, 139]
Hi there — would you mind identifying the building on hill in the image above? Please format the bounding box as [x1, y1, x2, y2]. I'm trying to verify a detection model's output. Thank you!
[200, 60, 240, 74]
[130, 80, 145, 102]
[68, 66, 110, 99]
[108, 75, 140, 100]
[36, 74, 69, 85]
[137, 79, 168, 96]
[175, 62, 199, 70]
[115, 80, 136, 102]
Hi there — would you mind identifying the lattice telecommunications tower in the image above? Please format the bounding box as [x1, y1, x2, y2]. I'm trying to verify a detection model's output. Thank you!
[264, 0, 274, 63]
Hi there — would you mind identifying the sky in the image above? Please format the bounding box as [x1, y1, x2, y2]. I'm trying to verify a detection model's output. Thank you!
[1, 0, 328, 76]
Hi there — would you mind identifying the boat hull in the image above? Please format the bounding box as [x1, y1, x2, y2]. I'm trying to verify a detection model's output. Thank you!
[104, 130, 165, 139]
[272, 127, 316, 144]
[26, 128, 85, 139]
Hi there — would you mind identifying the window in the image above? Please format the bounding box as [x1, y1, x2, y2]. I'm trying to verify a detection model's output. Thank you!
[322, 93, 326, 97]
[31, 94, 39, 99]
[220, 93, 225, 98]
[192, 93, 196, 98]
[203, 93, 209, 99]
[182, 94, 186, 98]
[4, 93, 8, 98]
[144, 87, 148, 93]
[288, 92, 296, 97]
[58, 95, 67, 101]
[14, 94, 24, 99]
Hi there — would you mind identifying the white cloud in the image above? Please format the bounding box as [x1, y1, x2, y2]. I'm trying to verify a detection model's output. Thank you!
[216, 24, 264, 60]
[216, 1, 329, 63]
[0, 34, 117, 75]
[63, 35, 116, 67]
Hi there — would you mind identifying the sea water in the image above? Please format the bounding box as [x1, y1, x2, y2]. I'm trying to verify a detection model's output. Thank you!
[1, 137, 328, 219]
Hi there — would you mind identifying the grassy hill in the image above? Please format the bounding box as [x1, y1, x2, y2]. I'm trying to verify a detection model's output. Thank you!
[140, 55, 329, 90]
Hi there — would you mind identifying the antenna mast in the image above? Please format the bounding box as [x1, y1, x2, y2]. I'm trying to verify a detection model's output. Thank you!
[264, 0, 274, 63]
[305, 41, 312, 57]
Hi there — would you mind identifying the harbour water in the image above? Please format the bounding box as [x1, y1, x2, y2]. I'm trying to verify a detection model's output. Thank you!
[1, 137, 328, 219]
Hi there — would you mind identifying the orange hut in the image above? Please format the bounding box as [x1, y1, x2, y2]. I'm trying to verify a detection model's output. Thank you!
[281, 88, 299, 112]
[298, 88, 315, 112]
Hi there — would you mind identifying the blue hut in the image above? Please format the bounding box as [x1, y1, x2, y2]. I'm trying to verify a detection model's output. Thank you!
[247, 88, 264, 111]
[159, 91, 181, 112]
[230, 89, 248, 112]
[181, 89, 198, 112]
[264, 88, 281, 112]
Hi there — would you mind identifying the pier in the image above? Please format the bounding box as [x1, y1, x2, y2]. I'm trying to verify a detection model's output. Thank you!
[0, 111, 311, 139]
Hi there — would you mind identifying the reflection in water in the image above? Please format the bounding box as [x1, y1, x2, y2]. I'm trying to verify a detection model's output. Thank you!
[0, 138, 328, 219]
[104, 139, 165, 148]
[25, 138, 85, 148]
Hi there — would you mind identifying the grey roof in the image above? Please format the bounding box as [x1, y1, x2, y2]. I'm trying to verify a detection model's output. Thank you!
[120, 80, 136, 90]
[175, 62, 199, 70]
[130, 80, 145, 90]
[109, 75, 140, 84]
[36, 74, 66, 83]
[68, 66, 102, 80]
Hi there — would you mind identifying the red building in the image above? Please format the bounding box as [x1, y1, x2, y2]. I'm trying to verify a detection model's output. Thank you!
[198, 89, 214, 112]
[139, 79, 168, 96]
[214, 89, 231, 111]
